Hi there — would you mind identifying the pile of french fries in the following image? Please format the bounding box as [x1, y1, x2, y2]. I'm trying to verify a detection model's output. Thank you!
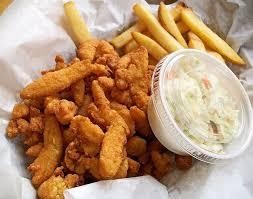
[111, 2, 245, 66]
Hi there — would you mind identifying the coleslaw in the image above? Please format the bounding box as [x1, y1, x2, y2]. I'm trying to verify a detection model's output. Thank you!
[166, 56, 239, 153]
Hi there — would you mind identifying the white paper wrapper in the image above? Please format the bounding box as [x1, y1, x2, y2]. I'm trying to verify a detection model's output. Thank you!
[0, 0, 252, 198]
[64, 176, 169, 199]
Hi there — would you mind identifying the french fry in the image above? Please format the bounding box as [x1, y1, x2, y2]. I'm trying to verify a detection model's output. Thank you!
[188, 32, 225, 63]
[187, 32, 206, 51]
[176, 21, 190, 34]
[181, 8, 245, 65]
[159, 2, 187, 48]
[132, 32, 167, 61]
[133, 4, 183, 53]
[171, 2, 185, 22]
[111, 21, 146, 48]
[64, 1, 91, 46]
[207, 51, 225, 63]
[111, 4, 183, 49]
[124, 39, 139, 54]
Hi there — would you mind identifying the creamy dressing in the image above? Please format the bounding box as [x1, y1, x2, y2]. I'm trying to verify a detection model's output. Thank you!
[165, 56, 239, 153]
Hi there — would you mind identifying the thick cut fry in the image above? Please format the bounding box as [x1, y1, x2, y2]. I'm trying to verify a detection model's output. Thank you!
[181, 8, 245, 65]
[207, 51, 225, 63]
[111, 21, 146, 48]
[124, 39, 139, 54]
[187, 32, 206, 51]
[71, 79, 85, 107]
[133, 4, 183, 53]
[176, 21, 189, 34]
[64, 1, 91, 45]
[116, 3, 183, 50]
[158, 2, 187, 47]
[132, 32, 167, 61]
[28, 116, 63, 187]
[20, 61, 108, 99]
[171, 2, 185, 22]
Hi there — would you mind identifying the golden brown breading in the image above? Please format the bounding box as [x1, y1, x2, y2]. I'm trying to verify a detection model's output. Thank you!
[37, 172, 79, 199]
[113, 157, 128, 179]
[110, 101, 135, 137]
[63, 128, 76, 146]
[64, 141, 100, 176]
[91, 80, 129, 179]
[12, 103, 29, 119]
[77, 94, 92, 117]
[126, 136, 147, 157]
[20, 60, 109, 99]
[71, 115, 104, 145]
[87, 103, 107, 129]
[99, 124, 127, 179]
[16, 118, 30, 134]
[26, 142, 44, 158]
[45, 99, 77, 125]
[113, 47, 150, 111]
[95, 54, 120, 72]
[175, 155, 193, 170]
[24, 133, 42, 146]
[127, 157, 140, 177]
[148, 139, 166, 152]
[77, 39, 118, 63]
[24, 99, 44, 110]
[71, 79, 85, 107]
[28, 116, 63, 187]
[29, 116, 44, 133]
[130, 106, 152, 137]
[138, 152, 150, 165]
[151, 151, 173, 179]
[6, 120, 19, 138]
[97, 76, 115, 92]
[111, 88, 133, 107]
[29, 106, 41, 117]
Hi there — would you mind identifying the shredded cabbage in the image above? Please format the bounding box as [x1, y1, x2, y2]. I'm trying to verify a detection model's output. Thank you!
[166, 57, 239, 154]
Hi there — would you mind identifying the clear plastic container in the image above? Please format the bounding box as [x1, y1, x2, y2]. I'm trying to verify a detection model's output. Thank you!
[148, 49, 253, 163]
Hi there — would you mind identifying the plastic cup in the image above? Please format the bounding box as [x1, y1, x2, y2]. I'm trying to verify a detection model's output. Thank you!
[148, 49, 253, 163]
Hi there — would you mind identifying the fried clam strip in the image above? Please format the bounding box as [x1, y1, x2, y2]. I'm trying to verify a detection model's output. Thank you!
[70, 117, 103, 157]
[113, 149, 128, 179]
[91, 80, 129, 179]
[71, 79, 85, 107]
[110, 101, 135, 137]
[38, 167, 79, 199]
[77, 40, 119, 72]
[28, 115, 63, 188]
[20, 60, 109, 99]
[113, 47, 150, 111]
[130, 106, 152, 138]
[64, 140, 100, 178]
[45, 99, 78, 125]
